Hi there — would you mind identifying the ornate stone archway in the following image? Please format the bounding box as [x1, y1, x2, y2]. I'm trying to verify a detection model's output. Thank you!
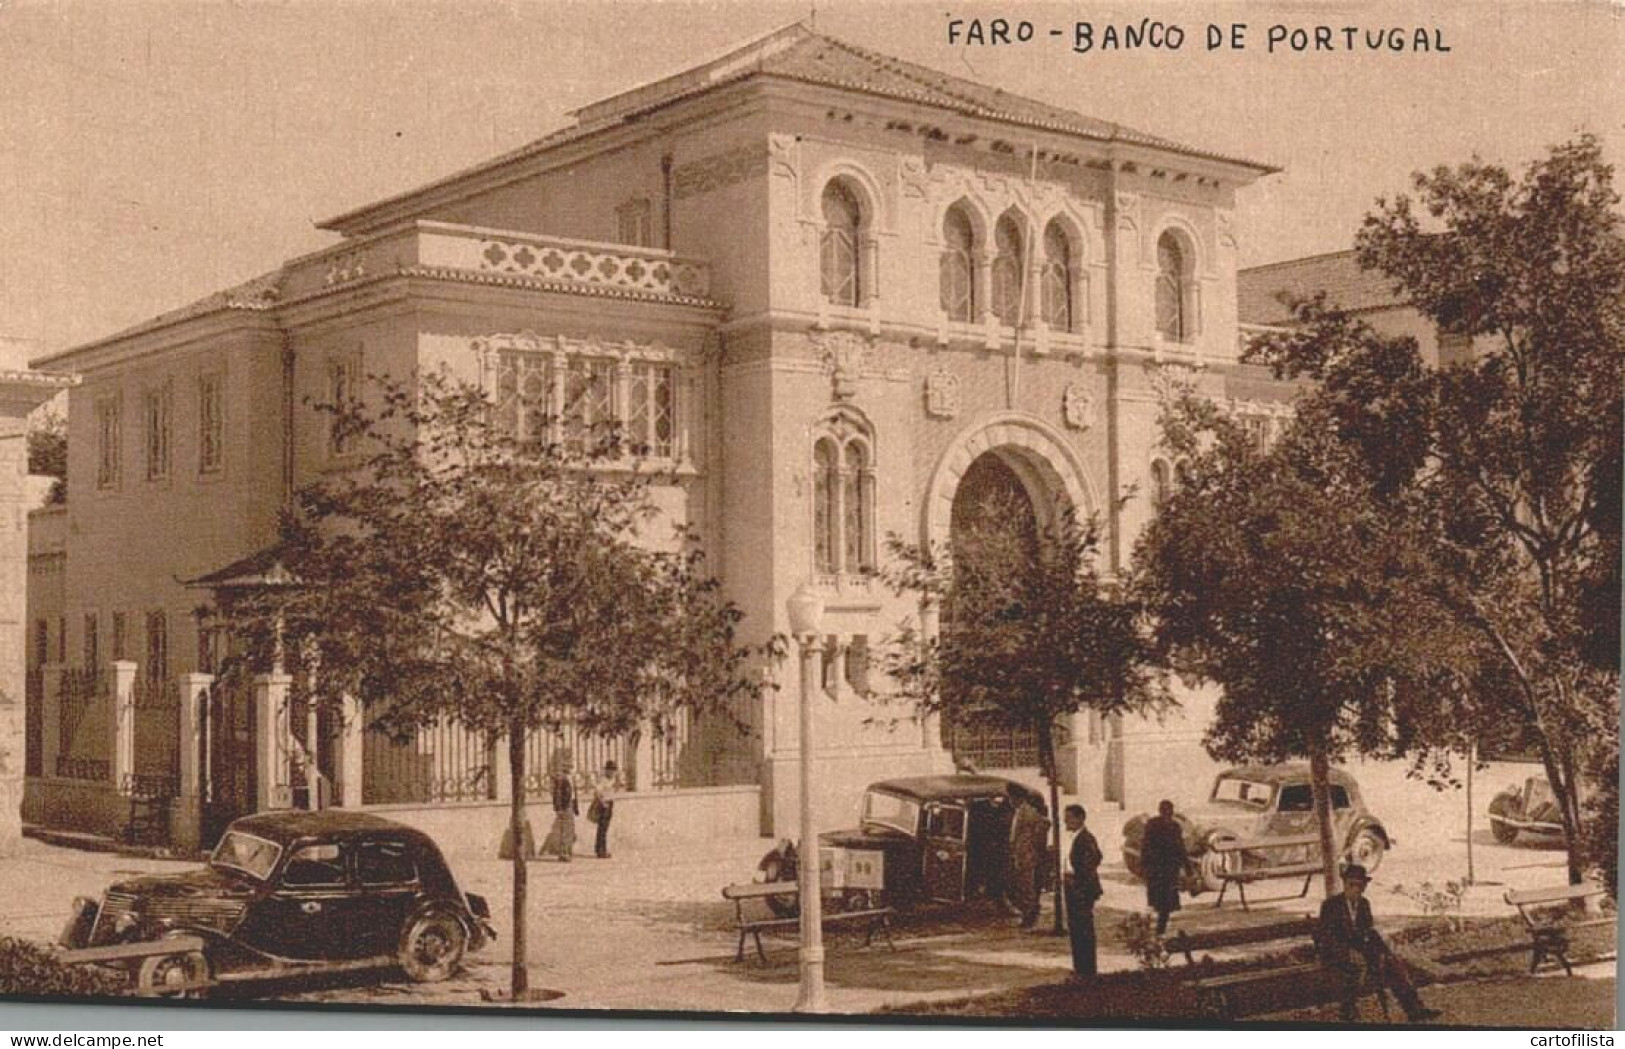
[921, 411, 1098, 552]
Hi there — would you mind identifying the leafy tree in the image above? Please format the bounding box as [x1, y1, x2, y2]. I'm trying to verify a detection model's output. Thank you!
[1255, 136, 1623, 883]
[1134, 390, 1473, 896]
[211, 371, 762, 997]
[28, 406, 66, 504]
[881, 493, 1170, 931]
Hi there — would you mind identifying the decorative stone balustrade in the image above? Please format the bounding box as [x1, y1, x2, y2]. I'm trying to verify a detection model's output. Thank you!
[283, 221, 715, 305]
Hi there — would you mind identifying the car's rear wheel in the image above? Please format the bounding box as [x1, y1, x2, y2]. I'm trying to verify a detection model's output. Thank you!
[399, 911, 467, 983]
[1346, 828, 1386, 874]
[1490, 818, 1519, 845]
[1197, 836, 1238, 894]
[136, 950, 210, 999]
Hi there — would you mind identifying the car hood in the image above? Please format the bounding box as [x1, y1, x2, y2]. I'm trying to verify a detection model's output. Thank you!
[98, 866, 256, 940]
[819, 824, 913, 850]
[1125, 804, 1260, 843]
[109, 865, 258, 900]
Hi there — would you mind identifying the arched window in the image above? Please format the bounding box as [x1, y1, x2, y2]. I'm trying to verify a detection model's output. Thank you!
[814, 438, 838, 573]
[1150, 459, 1172, 506]
[1155, 231, 1195, 341]
[992, 214, 1026, 325]
[820, 181, 862, 307]
[812, 419, 874, 576]
[940, 207, 976, 322]
[1041, 222, 1074, 332]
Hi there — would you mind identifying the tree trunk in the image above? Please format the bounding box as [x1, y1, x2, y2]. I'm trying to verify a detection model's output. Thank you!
[1038, 719, 1066, 936]
[508, 725, 529, 996]
[1309, 748, 1341, 898]
[1537, 740, 1585, 885]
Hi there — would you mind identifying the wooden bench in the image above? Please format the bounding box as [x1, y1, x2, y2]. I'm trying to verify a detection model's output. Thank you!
[1171, 915, 1390, 1021]
[1209, 833, 1323, 910]
[720, 881, 896, 964]
[1506, 882, 1614, 976]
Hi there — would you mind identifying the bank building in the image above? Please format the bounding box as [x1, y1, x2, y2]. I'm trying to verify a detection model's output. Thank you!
[23, 23, 1294, 854]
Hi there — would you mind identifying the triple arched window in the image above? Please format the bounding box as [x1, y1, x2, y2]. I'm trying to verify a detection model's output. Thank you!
[812, 419, 875, 576]
[939, 207, 1080, 333]
[820, 181, 864, 307]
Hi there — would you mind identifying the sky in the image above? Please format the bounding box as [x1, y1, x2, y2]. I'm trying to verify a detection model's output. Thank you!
[1, 0, 1620, 364]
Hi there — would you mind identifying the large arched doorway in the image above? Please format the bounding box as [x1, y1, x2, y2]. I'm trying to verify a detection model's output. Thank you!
[941, 450, 1046, 771]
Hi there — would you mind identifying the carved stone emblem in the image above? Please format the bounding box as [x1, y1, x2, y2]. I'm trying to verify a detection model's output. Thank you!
[815, 331, 873, 402]
[925, 367, 961, 419]
[1146, 362, 1200, 402]
[1062, 382, 1094, 431]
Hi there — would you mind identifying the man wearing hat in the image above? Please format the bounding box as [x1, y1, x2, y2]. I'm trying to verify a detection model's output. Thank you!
[1316, 863, 1441, 1022]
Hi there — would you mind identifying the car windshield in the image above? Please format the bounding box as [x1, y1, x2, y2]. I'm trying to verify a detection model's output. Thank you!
[861, 790, 921, 835]
[1211, 777, 1274, 808]
[210, 831, 282, 881]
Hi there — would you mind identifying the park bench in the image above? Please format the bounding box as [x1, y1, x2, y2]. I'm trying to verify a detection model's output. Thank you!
[720, 881, 896, 964]
[1505, 882, 1614, 976]
[1209, 833, 1323, 910]
[1171, 914, 1391, 1020]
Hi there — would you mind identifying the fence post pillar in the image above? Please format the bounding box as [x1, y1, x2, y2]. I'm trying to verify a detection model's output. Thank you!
[175, 673, 212, 853]
[632, 718, 655, 793]
[110, 661, 136, 794]
[254, 672, 293, 810]
[335, 694, 364, 808]
[40, 664, 62, 776]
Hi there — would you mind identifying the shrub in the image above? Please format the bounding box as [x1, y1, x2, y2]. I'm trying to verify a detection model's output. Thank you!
[1389, 880, 1468, 931]
[1116, 912, 1170, 970]
[0, 937, 126, 997]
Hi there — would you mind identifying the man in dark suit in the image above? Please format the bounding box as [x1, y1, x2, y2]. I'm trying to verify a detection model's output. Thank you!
[1062, 803, 1103, 976]
[1316, 864, 1441, 1022]
[1142, 799, 1187, 935]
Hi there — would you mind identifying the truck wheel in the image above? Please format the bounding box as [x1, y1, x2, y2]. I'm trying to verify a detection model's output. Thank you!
[399, 911, 467, 983]
[136, 951, 210, 998]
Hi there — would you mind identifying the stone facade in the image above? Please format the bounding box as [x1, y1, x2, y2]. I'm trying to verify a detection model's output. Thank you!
[24, 24, 1296, 853]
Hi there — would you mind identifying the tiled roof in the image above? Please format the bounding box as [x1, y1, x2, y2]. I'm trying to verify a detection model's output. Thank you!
[1237, 250, 1407, 325]
[323, 23, 1273, 233]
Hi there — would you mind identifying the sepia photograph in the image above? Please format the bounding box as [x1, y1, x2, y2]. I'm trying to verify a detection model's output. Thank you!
[0, 0, 1618, 1030]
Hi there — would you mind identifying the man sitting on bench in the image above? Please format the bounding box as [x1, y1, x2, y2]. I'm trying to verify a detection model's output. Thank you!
[1316, 864, 1441, 1023]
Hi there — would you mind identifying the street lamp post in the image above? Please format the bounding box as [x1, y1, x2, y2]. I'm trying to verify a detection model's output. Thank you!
[786, 582, 827, 1013]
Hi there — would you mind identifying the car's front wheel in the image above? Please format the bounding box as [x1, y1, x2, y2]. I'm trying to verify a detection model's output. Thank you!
[136, 949, 210, 999]
[399, 911, 467, 983]
[1345, 828, 1387, 874]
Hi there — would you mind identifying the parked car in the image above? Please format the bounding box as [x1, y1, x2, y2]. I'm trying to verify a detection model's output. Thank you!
[756, 774, 1051, 914]
[60, 811, 496, 996]
[1121, 764, 1391, 894]
[1488, 772, 1565, 844]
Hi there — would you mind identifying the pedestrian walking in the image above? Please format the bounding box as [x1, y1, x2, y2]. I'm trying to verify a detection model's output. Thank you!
[1062, 803, 1102, 977]
[587, 760, 621, 859]
[1317, 864, 1441, 1022]
[542, 756, 578, 862]
[1143, 799, 1188, 935]
[1007, 795, 1048, 928]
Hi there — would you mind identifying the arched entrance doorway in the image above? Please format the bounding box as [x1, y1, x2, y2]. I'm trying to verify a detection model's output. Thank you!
[941, 450, 1047, 771]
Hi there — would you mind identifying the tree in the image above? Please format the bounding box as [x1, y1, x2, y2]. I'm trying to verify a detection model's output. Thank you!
[211, 371, 763, 998]
[1256, 136, 1623, 884]
[28, 405, 66, 504]
[1134, 390, 1474, 896]
[881, 494, 1170, 932]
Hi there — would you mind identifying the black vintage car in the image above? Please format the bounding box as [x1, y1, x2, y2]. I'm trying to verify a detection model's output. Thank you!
[61, 811, 495, 996]
[758, 775, 1050, 912]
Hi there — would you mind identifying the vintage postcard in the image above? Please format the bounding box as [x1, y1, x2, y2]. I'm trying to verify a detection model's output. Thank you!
[0, 0, 1617, 1029]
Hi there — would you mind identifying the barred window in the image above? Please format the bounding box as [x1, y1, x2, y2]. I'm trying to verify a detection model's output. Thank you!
[814, 439, 836, 574]
[111, 612, 127, 662]
[616, 198, 654, 248]
[327, 355, 361, 457]
[1041, 222, 1074, 332]
[627, 361, 675, 457]
[940, 207, 976, 322]
[143, 385, 172, 481]
[820, 181, 862, 307]
[145, 611, 168, 684]
[95, 396, 122, 489]
[1155, 232, 1197, 342]
[992, 214, 1025, 325]
[812, 420, 874, 577]
[198, 373, 224, 474]
[562, 357, 616, 453]
[83, 613, 98, 670]
[494, 351, 553, 442]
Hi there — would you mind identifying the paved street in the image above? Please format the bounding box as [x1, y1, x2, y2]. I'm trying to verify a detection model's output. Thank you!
[1, 757, 1611, 1020]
